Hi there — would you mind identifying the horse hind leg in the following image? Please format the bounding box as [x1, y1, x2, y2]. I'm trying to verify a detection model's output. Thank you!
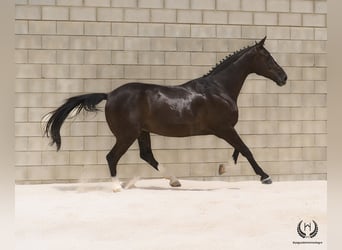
[136, 131, 181, 188]
[106, 136, 137, 192]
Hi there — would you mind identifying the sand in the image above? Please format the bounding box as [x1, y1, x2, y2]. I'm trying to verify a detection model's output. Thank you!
[15, 179, 326, 250]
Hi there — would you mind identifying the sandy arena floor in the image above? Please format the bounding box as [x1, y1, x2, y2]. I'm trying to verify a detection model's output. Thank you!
[15, 179, 326, 250]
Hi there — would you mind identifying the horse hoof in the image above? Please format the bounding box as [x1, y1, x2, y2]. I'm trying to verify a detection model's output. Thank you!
[112, 185, 122, 192]
[170, 179, 181, 187]
[218, 164, 226, 175]
[261, 177, 272, 184]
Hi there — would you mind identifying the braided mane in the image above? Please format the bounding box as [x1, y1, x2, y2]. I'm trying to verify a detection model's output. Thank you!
[203, 43, 255, 77]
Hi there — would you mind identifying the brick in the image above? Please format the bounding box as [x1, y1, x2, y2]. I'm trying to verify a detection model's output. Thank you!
[15, 21, 28, 35]
[279, 13, 301, 26]
[28, 50, 56, 64]
[239, 107, 266, 120]
[254, 13, 277, 25]
[85, 22, 111, 36]
[229, 12, 253, 25]
[176, 38, 202, 51]
[279, 94, 302, 107]
[70, 65, 97, 78]
[291, 54, 314, 67]
[138, 52, 164, 65]
[290, 27, 314, 40]
[177, 66, 207, 79]
[253, 94, 278, 107]
[84, 0, 110, 7]
[111, 0, 136, 7]
[315, 28, 327, 40]
[70, 151, 98, 165]
[203, 11, 227, 24]
[29, 0, 55, 5]
[42, 152, 69, 166]
[151, 9, 176, 23]
[112, 23, 138, 36]
[242, 26, 266, 39]
[315, 1, 327, 14]
[217, 0, 240, 10]
[151, 38, 177, 51]
[291, 107, 315, 120]
[191, 0, 215, 10]
[165, 24, 190, 37]
[85, 50, 111, 64]
[16, 6, 41, 20]
[278, 148, 302, 161]
[16, 93, 43, 108]
[138, 23, 164, 37]
[277, 40, 302, 53]
[56, 79, 83, 92]
[291, 80, 315, 93]
[112, 51, 138, 64]
[16, 122, 43, 136]
[151, 66, 177, 79]
[301, 41, 326, 53]
[42, 35, 69, 49]
[267, 27, 290, 39]
[97, 37, 124, 50]
[29, 21, 56, 35]
[302, 68, 326, 81]
[97, 65, 124, 78]
[70, 7, 96, 21]
[42, 65, 69, 78]
[124, 66, 150, 79]
[97, 8, 123, 22]
[15, 108, 28, 122]
[267, 0, 289, 12]
[57, 0, 82, 6]
[84, 79, 112, 93]
[191, 25, 216, 38]
[291, 134, 315, 147]
[303, 14, 326, 27]
[303, 147, 326, 161]
[165, 52, 190, 65]
[291, 0, 314, 13]
[312, 106, 328, 120]
[302, 121, 326, 133]
[191, 52, 216, 66]
[15, 0, 27, 4]
[138, 0, 163, 8]
[42, 6, 69, 20]
[314, 54, 327, 67]
[302, 94, 326, 107]
[177, 10, 202, 24]
[16, 152, 42, 166]
[15, 50, 28, 63]
[125, 9, 150, 22]
[217, 25, 241, 38]
[16, 64, 41, 78]
[266, 107, 291, 120]
[57, 22, 83, 35]
[125, 37, 150, 50]
[70, 36, 96, 50]
[165, 0, 190, 9]
[57, 50, 84, 64]
[203, 39, 229, 52]
[241, 0, 265, 11]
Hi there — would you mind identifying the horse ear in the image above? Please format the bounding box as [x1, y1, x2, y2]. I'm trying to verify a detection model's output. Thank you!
[257, 36, 267, 47]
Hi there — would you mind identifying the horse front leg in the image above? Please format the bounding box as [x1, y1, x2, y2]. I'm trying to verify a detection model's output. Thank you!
[216, 128, 272, 184]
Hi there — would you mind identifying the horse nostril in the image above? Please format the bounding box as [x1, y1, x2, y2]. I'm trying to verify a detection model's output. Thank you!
[283, 75, 287, 82]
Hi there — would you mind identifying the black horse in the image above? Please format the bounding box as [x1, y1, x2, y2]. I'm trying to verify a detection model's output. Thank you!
[44, 37, 287, 191]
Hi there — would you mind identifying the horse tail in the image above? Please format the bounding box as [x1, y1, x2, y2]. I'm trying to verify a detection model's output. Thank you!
[43, 93, 108, 151]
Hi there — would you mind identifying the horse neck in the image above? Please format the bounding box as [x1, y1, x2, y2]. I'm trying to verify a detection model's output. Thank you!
[212, 54, 253, 102]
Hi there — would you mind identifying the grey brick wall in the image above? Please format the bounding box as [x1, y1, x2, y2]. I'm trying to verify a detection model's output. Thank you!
[15, 0, 327, 183]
